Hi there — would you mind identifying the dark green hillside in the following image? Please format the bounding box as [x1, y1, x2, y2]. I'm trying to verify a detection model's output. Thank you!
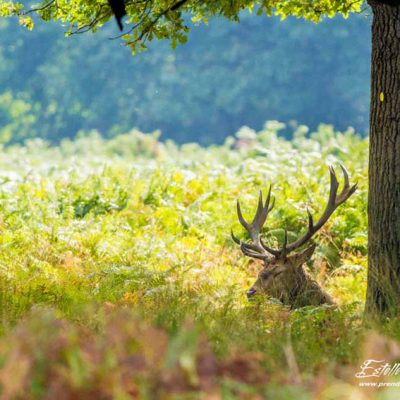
[0, 13, 370, 144]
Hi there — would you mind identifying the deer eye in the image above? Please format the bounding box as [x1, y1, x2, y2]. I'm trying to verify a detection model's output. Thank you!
[260, 271, 271, 279]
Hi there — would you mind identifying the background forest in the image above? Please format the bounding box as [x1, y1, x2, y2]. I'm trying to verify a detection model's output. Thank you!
[0, 12, 370, 144]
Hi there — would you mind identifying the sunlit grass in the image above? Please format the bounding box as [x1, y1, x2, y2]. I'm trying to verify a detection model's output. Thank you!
[0, 123, 393, 399]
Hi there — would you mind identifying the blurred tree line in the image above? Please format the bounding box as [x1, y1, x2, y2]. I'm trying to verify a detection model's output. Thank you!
[0, 12, 370, 145]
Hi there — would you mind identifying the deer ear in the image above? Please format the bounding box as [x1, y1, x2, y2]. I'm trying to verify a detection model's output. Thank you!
[292, 243, 316, 266]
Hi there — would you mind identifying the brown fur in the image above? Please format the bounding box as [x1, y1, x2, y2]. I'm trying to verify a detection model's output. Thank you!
[248, 244, 334, 308]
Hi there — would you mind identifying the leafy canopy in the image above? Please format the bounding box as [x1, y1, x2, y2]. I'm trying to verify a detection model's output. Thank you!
[1, 0, 363, 53]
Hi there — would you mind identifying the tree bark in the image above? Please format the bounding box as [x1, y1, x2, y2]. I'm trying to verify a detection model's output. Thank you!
[365, 1, 400, 317]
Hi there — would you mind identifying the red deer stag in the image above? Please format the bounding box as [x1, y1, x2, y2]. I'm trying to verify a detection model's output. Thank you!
[231, 165, 357, 308]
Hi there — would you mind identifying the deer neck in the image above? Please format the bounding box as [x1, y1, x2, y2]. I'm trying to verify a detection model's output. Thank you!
[286, 265, 309, 304]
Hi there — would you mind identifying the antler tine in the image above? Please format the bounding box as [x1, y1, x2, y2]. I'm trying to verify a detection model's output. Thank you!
[237, 199, 250, 232]
[340, 164, 349, 191]
[313, 166, 340, 230]
[283, 229, 288, 252]
[260, 223, 287, 257]
[231, 229, 241, 245]
[285, 165, 356, 253]
[232, 229, 270, 253]
[336, 164, 358, 206]
[240, 243, 271, 260]
[232, 186, 276, 261]
[306, 208, 314, 232]
[252, 186, 274, 233]
[236, 186, 274, 244]
[232, 229, 266, 256]
[264, 227, 289, 258]
[265, 185, 273, 211]
[252, 190, 267, 237]
[260, 237, 281, 257]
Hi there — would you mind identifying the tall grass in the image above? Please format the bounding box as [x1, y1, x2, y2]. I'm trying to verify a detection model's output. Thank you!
[0, 123, 393, 399]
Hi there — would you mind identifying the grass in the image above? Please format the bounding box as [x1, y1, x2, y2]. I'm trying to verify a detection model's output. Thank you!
[0, 122, 396, 399]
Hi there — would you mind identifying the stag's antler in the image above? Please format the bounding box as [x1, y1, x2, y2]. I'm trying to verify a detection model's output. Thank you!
[231, 185, 278, 260]
[280, 165, 357, 255]
[232, 165, 357, 260]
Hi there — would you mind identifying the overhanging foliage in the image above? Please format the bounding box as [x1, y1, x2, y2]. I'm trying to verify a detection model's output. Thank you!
[1, 0, 364, 52]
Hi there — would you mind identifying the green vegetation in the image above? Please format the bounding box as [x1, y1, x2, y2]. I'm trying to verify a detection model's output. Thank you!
[0, 12, 370, 144]
[0, 122, 392, 399]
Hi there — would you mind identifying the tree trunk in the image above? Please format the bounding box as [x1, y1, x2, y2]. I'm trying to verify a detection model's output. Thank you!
[365, 1, 400, 317]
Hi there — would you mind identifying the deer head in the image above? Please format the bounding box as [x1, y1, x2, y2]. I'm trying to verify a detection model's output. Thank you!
[231, 165, 357, 308]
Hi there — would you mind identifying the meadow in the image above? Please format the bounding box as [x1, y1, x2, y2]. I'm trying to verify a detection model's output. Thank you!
[0, 122, 394, 399]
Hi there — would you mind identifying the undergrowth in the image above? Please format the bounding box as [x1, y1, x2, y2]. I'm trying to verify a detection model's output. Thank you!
[0, 122, 395, 399]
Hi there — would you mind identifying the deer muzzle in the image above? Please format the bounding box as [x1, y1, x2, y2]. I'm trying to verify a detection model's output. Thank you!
[246, 287, 257, 300]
